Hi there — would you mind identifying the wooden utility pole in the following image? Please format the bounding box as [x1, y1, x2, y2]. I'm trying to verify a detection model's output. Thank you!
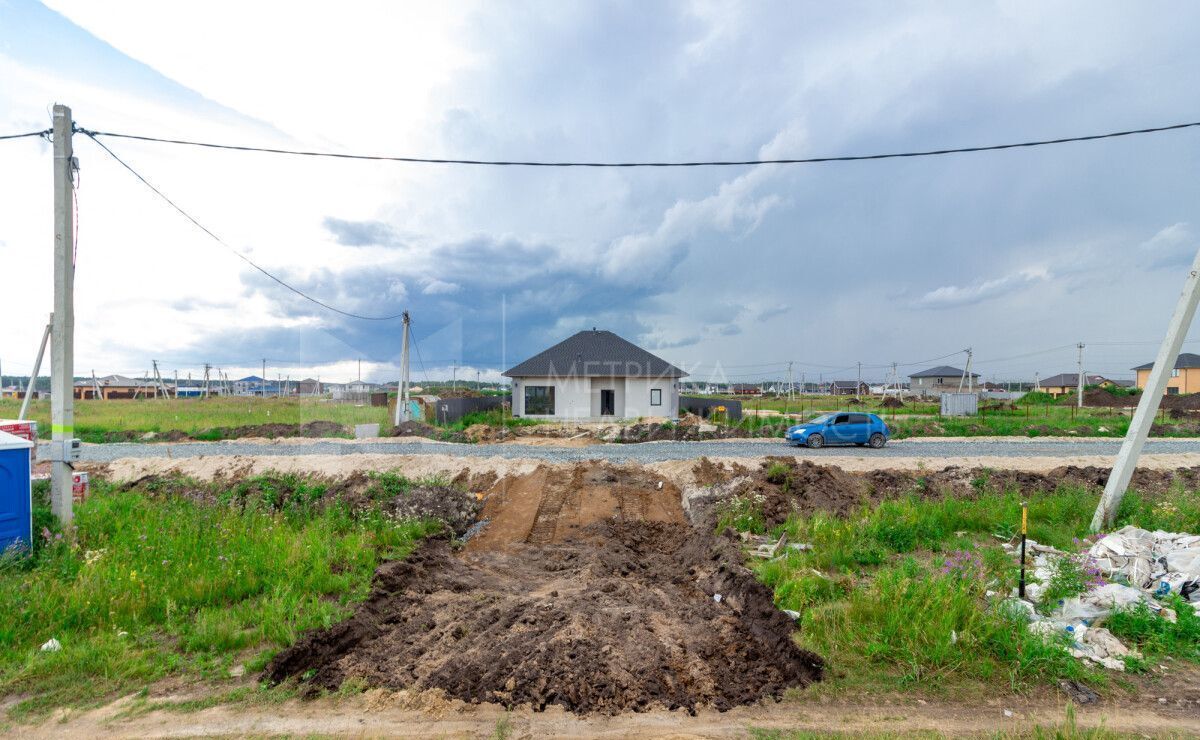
[1092, 247, 1200, 531]
[50, 104, 76, 524]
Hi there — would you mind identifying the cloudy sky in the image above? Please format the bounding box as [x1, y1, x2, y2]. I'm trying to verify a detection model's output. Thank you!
[2, 1, 1199, 385]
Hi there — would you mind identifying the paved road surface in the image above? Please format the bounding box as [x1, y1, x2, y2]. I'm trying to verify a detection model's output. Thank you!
[55, 438, 1200, 464]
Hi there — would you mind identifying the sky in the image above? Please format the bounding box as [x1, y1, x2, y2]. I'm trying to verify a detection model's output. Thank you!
[1, 0, 1200, 386]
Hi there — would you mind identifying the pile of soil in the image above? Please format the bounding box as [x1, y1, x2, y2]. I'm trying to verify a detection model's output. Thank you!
[1160, 393, 1200, 410]
[121, 471, 482, 535]
[1081, 389, 1138, 408]
[207, 420, 348, 439]
[264, 461, 824, 714]
[879, 396, 905, 409]
[265, 522, 823, 714]
[697, 458, 1200, 526]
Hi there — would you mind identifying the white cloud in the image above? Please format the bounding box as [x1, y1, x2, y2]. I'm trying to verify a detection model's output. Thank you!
[917, 267, 1049, 309]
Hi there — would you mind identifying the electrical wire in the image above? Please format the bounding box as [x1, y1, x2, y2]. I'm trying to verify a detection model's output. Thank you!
[80, 130, 407, 322]
[0, 129, 50, 141]
[78, 120, 1200, 168]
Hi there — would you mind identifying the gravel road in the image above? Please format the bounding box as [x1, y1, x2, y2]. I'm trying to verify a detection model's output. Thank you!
[55, 437, 1200, 464]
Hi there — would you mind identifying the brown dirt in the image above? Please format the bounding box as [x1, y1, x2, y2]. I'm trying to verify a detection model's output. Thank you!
[1081, 388, 1138, 408]
[264, 461, 824, 715]
[880, 396, 905, 408]
[697, 457, 1200, 527]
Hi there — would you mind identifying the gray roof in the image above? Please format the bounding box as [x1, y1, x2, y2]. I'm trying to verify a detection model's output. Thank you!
[1133, 352, 1200, 371]
[504, 329, 687, 379]
[1039, 373, 1109, 388]
[909, 365, 978, 379]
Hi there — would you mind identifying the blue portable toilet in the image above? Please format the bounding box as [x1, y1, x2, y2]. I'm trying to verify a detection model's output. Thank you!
[0, 430, 34, 553]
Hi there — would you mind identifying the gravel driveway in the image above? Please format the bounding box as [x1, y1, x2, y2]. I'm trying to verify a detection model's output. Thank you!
[53, 437, 1200, 464]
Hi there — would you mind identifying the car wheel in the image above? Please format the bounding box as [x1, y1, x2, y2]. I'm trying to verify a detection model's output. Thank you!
[806, 434, 824, 449]
[869, 433, 886, 449]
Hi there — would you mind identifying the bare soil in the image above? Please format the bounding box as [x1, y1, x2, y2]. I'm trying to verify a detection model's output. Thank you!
[693, 457, 1200, 526]
[264, 462, 824, 715]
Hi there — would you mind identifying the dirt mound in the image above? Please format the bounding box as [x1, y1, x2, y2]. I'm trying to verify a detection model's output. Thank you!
[879, 396, 904, 408]
[264, 459, 823, 714]
[387, 420, 442, 438]
[206, 420, 348, 439]
[121, 470, 481, 536]
[466, 463, 684, 551]
[1160, 393, 1200, 410]
[692, 458, 1200, 517]
[1082, 389, 1137, 408]
[265, 521, 823, 715]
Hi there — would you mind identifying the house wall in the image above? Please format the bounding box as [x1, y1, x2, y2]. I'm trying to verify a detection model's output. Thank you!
[511, 376, 678, 419]
[1136, 367, 1200, 394]
[511, 376, 591, 419]
[623, 377, 678, 418]
[588, 378, 625, 417]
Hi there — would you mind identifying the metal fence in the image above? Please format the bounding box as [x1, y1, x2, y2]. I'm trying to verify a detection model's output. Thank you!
[940, 392, 979, 416]
[680, 396, 743, 421]
[431, 395, 509, 424]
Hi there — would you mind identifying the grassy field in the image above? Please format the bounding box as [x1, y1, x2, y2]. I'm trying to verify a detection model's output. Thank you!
[0, 471, 1197, 721]
[0, 476, 440, 718]
[0, 397, 390, 442]
[727, 470, 1200, 696]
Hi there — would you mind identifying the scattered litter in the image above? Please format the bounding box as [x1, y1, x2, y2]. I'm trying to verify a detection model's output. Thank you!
[713, 593, 723, 603]
[39, 638, 61, 652]
[1088, 525, 1200, 601]
[229, 664, 246, 678]
[782, 609, 801, 621]
[1010, 525, 1199, 671]
[1003, 709, 1013, 718]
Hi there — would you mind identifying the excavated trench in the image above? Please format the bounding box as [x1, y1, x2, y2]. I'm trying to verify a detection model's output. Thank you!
[265, 463, 824, 715]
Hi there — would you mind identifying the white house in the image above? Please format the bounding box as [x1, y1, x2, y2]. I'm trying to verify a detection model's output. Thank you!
[504, 329, 687, 420]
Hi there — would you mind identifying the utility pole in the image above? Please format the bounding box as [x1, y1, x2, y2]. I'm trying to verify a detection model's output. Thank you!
[19, 315, 52, 421]
[787, 362, 794, 402]
[1076, 342, 1085, 409]
[203, 363, 211, 398]
[262, 358, 267, 398]
[50, 103, 76, 525]
[1092, 247, 1200, 531]
[958, 348, 974, 392]
[394, 311, 411, 425]
[357, 358, 362, 382]
[856, 361, 862, 398]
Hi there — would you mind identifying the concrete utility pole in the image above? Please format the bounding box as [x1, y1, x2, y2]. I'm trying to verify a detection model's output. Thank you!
[394, 311, 411, 425]
[19, 316, 52, 421]
[788, 361, 794, 402]
[50, 104, 76, 524]
[856, 362, 862, 397]
[262, 359, 267, 397]
[958, 348, 974, 392]
[1091, 246, 1200, 531]
[1076, 342, 1086, 409]
[203, 363, 211, 398]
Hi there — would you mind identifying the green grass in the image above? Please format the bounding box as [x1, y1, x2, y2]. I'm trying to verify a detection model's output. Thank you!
[745, 482, 1200, 694]
[439, 407, 541, 432]
[0, 476, 440, 718]
[0, 397, 388, 443]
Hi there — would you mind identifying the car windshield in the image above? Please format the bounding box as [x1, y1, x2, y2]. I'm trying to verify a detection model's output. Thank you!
[806, 414, 833, 425]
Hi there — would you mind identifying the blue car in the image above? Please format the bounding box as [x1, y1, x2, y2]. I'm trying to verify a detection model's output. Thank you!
[786, 412, 890, 449]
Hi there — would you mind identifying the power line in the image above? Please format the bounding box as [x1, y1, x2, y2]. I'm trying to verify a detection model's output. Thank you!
[78, 119, 1200, 168]
[0, 129, 50, 141]
[80, 130, 406, 322]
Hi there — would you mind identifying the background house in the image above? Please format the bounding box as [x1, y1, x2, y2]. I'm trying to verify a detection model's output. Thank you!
[828, 380, 869, 396]
[505, 329, 686, 420]
[1134, 353, 1200, 395]
[1038, 373, 1114, 398]
[908, 366, 980, 397]
[73, 374, 158, 399]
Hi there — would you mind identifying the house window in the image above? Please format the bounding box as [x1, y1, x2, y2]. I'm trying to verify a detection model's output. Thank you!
[1167, 387, 1180, 395]
[650, 388, 662, 406]
[1172, 369, 1180, 378]
[524, 385, 555, 415]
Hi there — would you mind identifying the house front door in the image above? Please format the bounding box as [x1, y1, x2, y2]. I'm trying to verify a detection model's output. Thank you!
[600, 389, 615, 416]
